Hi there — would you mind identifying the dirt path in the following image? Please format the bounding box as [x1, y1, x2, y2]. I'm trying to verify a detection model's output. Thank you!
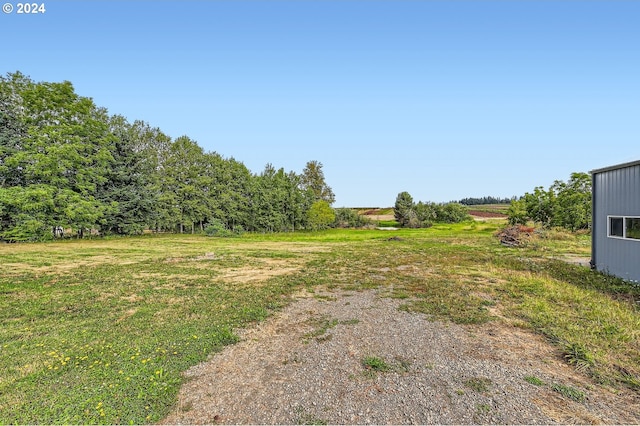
[161, 289, 639, 425]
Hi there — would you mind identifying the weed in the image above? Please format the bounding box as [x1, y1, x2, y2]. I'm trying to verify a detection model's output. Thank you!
[551, 383, 585, 402]
[464, 377, 492, 393]
[294, 407, 327, 425]
[563, 343, 595, 372]
[394, 357, 411, 373]
[282, 353, 303, 365]
[315, 334, 333, 343]
[313, 294, 337, 302]
[360, 355, 410, 377]
[476, 403, 491, 414]
[361, 356, 391, 373]
[390, 290, 410, 299]
[179, 401, 193, 412]
[524, 375, 545, 386]
[302, 316, 339, 344]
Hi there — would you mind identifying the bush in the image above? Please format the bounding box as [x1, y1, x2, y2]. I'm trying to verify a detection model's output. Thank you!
[414, 202, 436, 228]
[0, 215, 52, 242]
[393, 193, 468, 228]
[333, 208, 372, 228]
[435, 203, 471, 223]
[204, 219, 239, 237]
[307, 201, 335, 230]
[507, 199, 528, 225]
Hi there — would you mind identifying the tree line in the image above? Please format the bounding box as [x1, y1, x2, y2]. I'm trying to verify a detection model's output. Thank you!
[0, 72, 336, 241]
[457, 196, 515, 205]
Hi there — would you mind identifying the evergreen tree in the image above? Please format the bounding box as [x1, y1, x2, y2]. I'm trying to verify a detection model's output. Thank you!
[98, 115, 157, 235]
[394, 191, 414, 227]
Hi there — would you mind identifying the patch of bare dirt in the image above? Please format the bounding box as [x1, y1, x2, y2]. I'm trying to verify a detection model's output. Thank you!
[160, 289, 639, 425]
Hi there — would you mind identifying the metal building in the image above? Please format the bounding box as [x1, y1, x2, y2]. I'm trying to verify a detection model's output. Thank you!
[591, 160, 640, 283]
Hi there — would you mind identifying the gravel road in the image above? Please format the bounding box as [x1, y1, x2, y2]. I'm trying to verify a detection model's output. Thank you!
[161, 289, 640, 425]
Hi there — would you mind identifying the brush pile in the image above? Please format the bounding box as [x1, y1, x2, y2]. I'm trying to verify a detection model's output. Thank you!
[495, 225, 535, 247]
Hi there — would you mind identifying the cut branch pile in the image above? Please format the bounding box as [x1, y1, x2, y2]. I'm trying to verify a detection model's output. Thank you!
[495, 226, 534, 247]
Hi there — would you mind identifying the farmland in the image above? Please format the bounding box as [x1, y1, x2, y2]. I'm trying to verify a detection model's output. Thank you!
[1, 221, 639, 424]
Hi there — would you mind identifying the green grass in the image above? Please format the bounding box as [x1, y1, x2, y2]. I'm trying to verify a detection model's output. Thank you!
[524, 375, 546, 386]
[360, 355, 410, 377]
[0, 235, 317, 424]
[361, 356, 392, 372]
[466, 204, 510, 214]
[464, 377, 492, 393]
[1, 223, 640, 423]
[551, 383, 586, 402]
[377, 220, 400, 227]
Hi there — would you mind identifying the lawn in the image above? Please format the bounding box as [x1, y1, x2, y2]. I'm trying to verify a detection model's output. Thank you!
[1, 221, 639, 424]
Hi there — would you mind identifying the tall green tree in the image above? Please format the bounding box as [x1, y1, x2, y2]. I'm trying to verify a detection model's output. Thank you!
[522, 186, 555, 226]
[507, 171, 592, 230]
[1, 72, 338, 239]
[0, 185, 54, 241]
[161, 136, 208, 233]
[0, 72, 29, 188]
[0, 73, 114, 237]
[127, 121, 173, 232]
[300, 160, 335, 204]
[210, 156, 251, 231]
[551, 172, 591, 230]
[98, 115, 158, 235]
[284, 171, 311, 231]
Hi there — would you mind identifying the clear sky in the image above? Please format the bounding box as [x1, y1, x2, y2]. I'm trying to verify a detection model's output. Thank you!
[2, 1, 639, 206]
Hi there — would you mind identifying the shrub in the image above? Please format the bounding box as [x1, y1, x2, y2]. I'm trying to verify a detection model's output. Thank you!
[435, 203, 471, 223]
[507, 199, 528, 225]
[393, 194, 468, 228]
[0, 216, 52, 242]
[307, 200, 335, 230]
[204, 219, 236, 237]
[333, 208, 371, 228]
[414, 202, 436, 228]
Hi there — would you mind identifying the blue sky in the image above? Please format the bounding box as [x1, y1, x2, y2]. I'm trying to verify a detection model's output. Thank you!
[2, 1, 639, 206]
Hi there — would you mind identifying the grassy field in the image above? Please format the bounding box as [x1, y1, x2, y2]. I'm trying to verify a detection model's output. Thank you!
[466, 203, 510, 216]
[1, 221, 639, 424]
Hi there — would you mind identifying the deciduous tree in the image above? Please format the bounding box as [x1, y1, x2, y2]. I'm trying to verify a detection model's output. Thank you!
[300, 160, 335, 204]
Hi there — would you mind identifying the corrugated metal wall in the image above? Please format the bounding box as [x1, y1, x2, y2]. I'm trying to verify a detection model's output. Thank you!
[592, 162, 640, 282]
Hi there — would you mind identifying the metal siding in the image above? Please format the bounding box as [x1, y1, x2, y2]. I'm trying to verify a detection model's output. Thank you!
[593, 163, 640, 282]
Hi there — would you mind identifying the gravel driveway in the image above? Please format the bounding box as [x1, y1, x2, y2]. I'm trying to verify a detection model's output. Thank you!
[161, 289, 640, 425]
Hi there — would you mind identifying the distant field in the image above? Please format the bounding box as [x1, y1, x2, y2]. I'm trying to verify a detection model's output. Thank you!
[1, 224, 639, 424]
[355, 205, 510, 222]
[466, 203, 510, 217]
[357, 208, 396, 225]
[356, 207, 394, 216]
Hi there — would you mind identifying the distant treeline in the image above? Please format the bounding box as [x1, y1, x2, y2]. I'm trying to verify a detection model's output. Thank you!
[457, 196, 516, 205]
[0, 72, 336, 241]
